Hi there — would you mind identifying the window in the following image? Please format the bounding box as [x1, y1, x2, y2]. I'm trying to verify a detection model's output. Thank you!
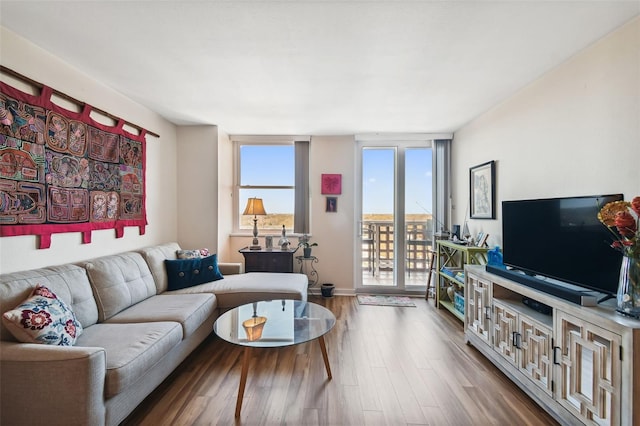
[234, 138, 309, 233]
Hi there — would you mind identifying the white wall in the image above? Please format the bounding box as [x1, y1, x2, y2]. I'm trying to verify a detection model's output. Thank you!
[451, 17, 640, 249]
[309, 135, 356, 294]
[0, 27, 179, 273]
[176, 126, 219, 252]
[224, 136, 356, 293]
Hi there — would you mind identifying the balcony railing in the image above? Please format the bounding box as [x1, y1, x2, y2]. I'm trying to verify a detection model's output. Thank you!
[362, 220, 434, 283]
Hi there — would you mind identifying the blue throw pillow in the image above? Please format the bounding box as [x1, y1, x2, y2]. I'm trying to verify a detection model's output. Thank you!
[164, 254, 223, 291]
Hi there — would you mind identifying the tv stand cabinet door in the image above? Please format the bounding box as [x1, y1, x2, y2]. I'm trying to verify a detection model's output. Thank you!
[518, 315, 553, 397]
[466, 274, 492, 345]
[492, 300, 518, 366]
[555, 310, 621, 425]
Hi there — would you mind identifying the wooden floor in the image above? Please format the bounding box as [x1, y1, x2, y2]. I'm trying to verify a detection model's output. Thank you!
[122, 295, 558, 426]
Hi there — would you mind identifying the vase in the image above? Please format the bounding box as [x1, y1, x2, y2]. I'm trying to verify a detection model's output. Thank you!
[303, 247, 312, 258]
[616, 255, 640, 319]
[278, 225, 289, 249]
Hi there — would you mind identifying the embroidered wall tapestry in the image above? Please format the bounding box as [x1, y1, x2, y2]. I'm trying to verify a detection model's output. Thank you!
[0, 82, 147, 248]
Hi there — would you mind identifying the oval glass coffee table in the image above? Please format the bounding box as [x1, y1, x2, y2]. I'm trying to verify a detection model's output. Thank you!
[213, 299, 336, 417]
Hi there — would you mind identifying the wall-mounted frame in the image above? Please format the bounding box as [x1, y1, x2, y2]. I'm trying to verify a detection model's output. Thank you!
[321, 174, 342, 194]
[470, 161, 495, 219]
[326, 197, 338, 213]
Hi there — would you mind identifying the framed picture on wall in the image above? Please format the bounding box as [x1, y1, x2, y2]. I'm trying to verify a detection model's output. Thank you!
[470, 161, 495, 219]
[321, 174, 342, 194]
[326, 197, 338, 212]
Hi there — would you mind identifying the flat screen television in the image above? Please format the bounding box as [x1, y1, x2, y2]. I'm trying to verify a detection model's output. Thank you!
[502, 194, 623, 297]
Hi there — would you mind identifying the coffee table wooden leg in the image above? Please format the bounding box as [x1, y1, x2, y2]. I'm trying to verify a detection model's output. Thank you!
[318, 335, 332, 380]
[235, 347, 251, 418]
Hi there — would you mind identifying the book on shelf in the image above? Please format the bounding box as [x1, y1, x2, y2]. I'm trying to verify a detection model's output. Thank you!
[441, 267, 465, 283]
[440, 266, 457, 278]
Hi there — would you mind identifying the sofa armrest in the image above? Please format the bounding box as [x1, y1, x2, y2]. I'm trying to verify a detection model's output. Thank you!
[219, 262, 244, 275]
[0, 341, 107, 426]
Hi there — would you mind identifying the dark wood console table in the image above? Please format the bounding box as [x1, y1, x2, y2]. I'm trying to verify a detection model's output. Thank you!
[239, 247, 296, 273]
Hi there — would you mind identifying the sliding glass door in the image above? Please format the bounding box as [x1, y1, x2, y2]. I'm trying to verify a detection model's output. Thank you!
[356, 141, 433, 293]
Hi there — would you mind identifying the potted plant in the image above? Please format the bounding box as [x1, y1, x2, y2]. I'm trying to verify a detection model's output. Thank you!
[298, 235, 318, 258]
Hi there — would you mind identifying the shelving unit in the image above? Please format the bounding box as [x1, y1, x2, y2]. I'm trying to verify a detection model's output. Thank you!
[435, 240, 488, 321]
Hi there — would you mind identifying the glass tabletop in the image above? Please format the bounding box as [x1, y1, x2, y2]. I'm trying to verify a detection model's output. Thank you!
[213, 299, 336, 348]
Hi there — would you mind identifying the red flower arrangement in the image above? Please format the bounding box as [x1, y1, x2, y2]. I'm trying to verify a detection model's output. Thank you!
[598, 196, 640, 258]
[599, 196, 640, 316]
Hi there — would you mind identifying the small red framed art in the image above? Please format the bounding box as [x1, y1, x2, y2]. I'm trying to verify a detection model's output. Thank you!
[321, 174, 342, 195]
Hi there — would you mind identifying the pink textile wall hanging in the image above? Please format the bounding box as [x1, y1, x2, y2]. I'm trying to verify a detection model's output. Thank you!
[0, 81, 147, 248]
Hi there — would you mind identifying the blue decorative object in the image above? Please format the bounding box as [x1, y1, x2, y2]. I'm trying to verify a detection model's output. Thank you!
[487, 246, 505, 268]
[454, 292, 465, 314]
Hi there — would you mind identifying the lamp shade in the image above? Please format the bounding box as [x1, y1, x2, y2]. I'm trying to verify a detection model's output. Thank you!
[243, 198, 267, 216]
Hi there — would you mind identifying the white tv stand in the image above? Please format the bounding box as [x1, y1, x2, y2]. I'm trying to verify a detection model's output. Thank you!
[465, 265, 639, 426]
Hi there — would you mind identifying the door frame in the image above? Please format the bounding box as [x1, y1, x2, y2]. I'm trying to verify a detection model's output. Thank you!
[354, 135, 444, 294]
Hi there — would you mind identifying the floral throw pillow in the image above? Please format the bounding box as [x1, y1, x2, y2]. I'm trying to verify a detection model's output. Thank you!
[176, 248, 210, 259]
[2, 284, 83, 346]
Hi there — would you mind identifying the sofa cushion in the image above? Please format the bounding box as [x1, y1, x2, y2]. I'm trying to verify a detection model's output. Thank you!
[75, 322, 182, 398]
[139, 242, 182, 294]
[0, 264, 98, 341]
[165, 255, 224, 291]
[83, 252, 157, 322]
[167, 272, 308, 309]
[2, 284, 83, 346]
[105, 294, 216, 337]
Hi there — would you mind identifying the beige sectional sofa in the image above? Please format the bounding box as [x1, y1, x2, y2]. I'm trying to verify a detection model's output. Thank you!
[0, 242, 307, 426]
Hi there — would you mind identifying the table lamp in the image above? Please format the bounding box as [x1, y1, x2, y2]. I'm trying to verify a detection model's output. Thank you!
[243, 197, 267, 250]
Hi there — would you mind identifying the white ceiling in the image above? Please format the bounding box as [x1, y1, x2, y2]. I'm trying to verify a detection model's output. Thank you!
[1, 1, 638, 135]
